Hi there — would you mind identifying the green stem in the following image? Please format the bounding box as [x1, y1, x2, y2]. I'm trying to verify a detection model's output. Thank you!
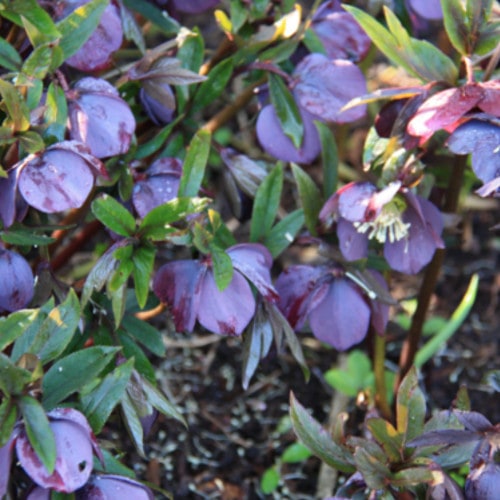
[374, 330, 392, 420]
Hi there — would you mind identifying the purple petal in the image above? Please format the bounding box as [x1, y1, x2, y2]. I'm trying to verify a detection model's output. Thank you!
[312, 1, 371, 62]
[479, 80, 500, 116]
[0, 249, 34, 311]
[367, 271, 390, 335]
[293, 54, 367, 123]
[337, 182, 377, 222]
[308, 279, 370, 350]
[153, 260, 206, 332]
[275, 265, 327, 330]
[170, 0, 220, 13]
[406, 0, 443, 20]
[64, 2, 123, 72]
[476, 177, 500, 197]
[26, 487, 51, 500]
[227, 243, 278, 302]
[447, 120, 500, 184]
[139, 84, 176, 125]
[0, 168, 19, 228]
[384, 196, 444, 274]
[336, 218, 369, 261]
[16, 420, 93, 492]
[18, 148, 95, 213]
[453, 410, 492, 432]
[466, 462, 500, 500]
[0, 436, 16, 498]
[76, 474, 154, 500]
[197, 270, 255, 335]
[132, 174, 180, 218]
[256, 104, 321, 164]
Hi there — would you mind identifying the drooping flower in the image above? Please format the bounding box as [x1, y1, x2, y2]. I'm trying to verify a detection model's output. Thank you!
[275, 264, 389, 351]
[0, 248, 34, 312]
[0, 408, 102, 495]
[320, 181, 444, 274]
[169, 0, 220, 14]
[76, 474, 154, 499]
[153, 243, 278, 335]
[67, 78, 136, 158]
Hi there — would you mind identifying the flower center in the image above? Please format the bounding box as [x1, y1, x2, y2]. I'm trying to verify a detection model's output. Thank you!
[353, 201, 410, 244]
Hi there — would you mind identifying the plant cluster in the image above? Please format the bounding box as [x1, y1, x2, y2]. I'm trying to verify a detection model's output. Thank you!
[0, 0, 498, 498]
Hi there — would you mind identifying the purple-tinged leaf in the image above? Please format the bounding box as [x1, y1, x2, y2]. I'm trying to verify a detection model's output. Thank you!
[293, 53, 367, 123]
[0, 249, 34, 312]
[67, 78, 136, 158]
[0, 435, 16, 498]
[453, 410, 492, 432]
[198, 270, 255, 335]
[17, 146, 95, 213]
[256, 104, 321, 164]
[311, 0, 371, 62]
[227, 243, 278, 302]
[309, 279, 370, 351]
[396, 367, 426, 443]
[408, 429, 479, 448]
[153, 260, 206, 332]
[76, 474, 154, 499]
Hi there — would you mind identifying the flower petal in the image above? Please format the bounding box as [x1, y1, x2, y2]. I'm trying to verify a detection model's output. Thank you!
[337, 182, 377, 222]
[0, 436, 16, 498]
[337, 218, 369, 261]
[197, 270, 255, 335]
[153, 260, 206, 332]
[76, 474, 154, 499]
[309, 279, 370, 350]
[0, 249, 34, 312]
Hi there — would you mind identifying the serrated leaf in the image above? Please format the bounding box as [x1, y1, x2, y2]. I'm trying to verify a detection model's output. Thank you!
[268, 73, 303, 148]
[264, 209, 304, 258]
[178, 129, 211, 197]
[42, 346, 120, 410]
[250, 164, 283, 242]
[18, 395, 56, 474]
[92, 194, 136, 237]
[396, 367, 426, 443]
[291, 163, 322, 236]
[289, 392, 354, 473]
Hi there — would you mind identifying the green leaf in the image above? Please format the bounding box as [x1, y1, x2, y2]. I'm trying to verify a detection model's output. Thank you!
[396, 367, 426, 443]
[268, 72, 303, 148]
[118, 330, 156, 383]
[264, 209, 304, 258]
[229, 0, 248, 33]
[132, 245, 156, 309]
[0, 398, 17, 446]
[250, 164, 283, 242]
[56, 0, 108, 61]
[353, 446, 390, 490]
[121, 314, 165, 357]
[92, 194, 136, 237]
[316, 121, 338, 199]
[80, 358, 134, 433]
[120, 390, 146, 457]
[0, 308, 38, 351]
[0, 37, 21, 71]
[1, 223, 55, 246]
[42, 346, 120, 410]
[0, 353, 32, 394]
[191, 58, 234, 113]
[111, 282, 127, 329]
[18, 395, 56, 474]
[12, 0, 60, 46]
[261, 466, 280, 494]
[0, 79, 30, 132]
[18, 130, 45, 154]
[366, 417, 403, 463]
[21, 43, 53, 78]
[209, 245, 234, 291]
[178, 129, 211, 197]
[290, 392, 354, 473]
[391, 467, 434, 487]
[281, 442, 312, 463]
[108, 253, 134, 293]
[291, 163, 322, 236]
[122, 0, 180, 34]
[44, 82, 68, 142]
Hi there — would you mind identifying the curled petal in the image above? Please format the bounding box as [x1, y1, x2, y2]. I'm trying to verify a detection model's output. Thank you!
[197, 271, 255, 335]
[478, 80, 500, 116]
[153, 260, 206, 332]
[76, 474, 154, 499]
[337, 218, 368, 261]
[337, 182, 377, 222]
[309, 279, 370, 350]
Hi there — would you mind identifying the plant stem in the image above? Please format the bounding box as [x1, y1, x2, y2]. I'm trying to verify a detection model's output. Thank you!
[396, 155, 467, 386]
[373, 330, 392, 420]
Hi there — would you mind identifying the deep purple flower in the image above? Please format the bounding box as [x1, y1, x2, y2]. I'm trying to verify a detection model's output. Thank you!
[0, 408, 102, 495]
[132, 157, 182, 218]
[256, 104, 321, 164]
[311, 0, 371, 62]
[153, 243, 278, 335]
[169, 0, 220, 14]
[57, 0, 123, 72]
[406, 0, 443, 21]
[139, 83, 176, 125]
[275, 264, 389, 350]
[76, 474, 154, 499]
[320, 181, 444, 274]
[0, 167, 28, 228]
[15, 141, 106, 213]
[67, 78, 136, 158]
[0, 248, 34, 312]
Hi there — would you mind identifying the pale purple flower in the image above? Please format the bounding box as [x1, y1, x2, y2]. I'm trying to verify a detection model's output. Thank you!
[0, 248, 34, 312]
[275, 264, 389, 351]
[76, 474, 154, 499]
[320, 181, 444, 274]
[153, 243, 278, 335]
[170, 0, 220, 14]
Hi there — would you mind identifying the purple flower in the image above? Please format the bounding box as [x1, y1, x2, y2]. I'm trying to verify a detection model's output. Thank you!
[67, 78, 136, 158]
[320, 181, 444, 274]
[0, 248, 34, 312]
[153, 243, 278, 335]
[169, 0, 220, 14]
[0, 408, 102, 495]
[275, 264, 389, 351]
[132, 157, 183, 218]
[76, 474, 154, 499]
[139, 83, 176, 125]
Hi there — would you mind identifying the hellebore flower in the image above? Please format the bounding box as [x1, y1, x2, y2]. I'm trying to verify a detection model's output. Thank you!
[55, 0, 123, 72]
[0, 248, 34, 312]
[320, 181, 444, 274]
[76, 474, 154, 499]
[256, 103, 321, 164]
[132, 157, 183, 218]
[139, 82, 176, 125]
[67, 78, 136, 158]
[447, 118, 500, 197]
[15, 141, 106, 214]
[275, 264, 389, 351]
[153, 243, 278, 335]
[0, 408, 102, 495]
[170, 0, 220, 14]
[0, 167, 28, 228]
[311, 0, 371, 62]
[407, 80, 500, 144]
